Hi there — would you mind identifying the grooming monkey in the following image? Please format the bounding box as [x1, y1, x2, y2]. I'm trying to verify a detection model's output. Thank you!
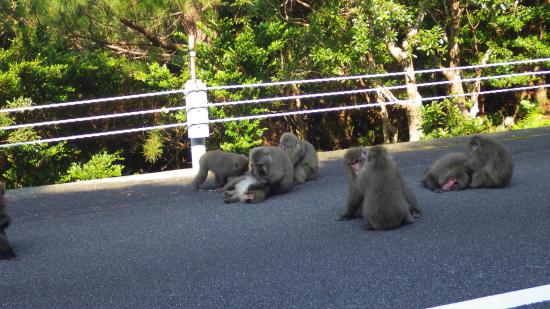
[340, 146, 420, 222]
[279, 132, 319, 184]
[340, 146, 419, 230]
[0, 182, 16, 260]
[223, 175, 269, 204]
[422, 152, 471, 192]
[192, 150, 249, 189]
[249, 146, 294, 195]
[466, 134, 514, 188]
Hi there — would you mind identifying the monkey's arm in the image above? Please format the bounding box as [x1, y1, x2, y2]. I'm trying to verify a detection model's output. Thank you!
[223, 176, 245, 191]
[338, 185, 363, 220]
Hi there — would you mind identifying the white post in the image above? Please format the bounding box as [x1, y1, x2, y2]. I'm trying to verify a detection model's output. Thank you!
[185, 35, 209, 174]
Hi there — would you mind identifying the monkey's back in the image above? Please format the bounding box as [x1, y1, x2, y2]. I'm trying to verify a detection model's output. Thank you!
[479, 138, 514, 187]
[361, 164, 410, 230]
[299, 140, 319, 174]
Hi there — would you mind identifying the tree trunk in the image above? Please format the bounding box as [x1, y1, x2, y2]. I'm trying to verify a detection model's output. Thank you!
[442, 0, 467, 114]
[386, 41, 423, 142]
[403, 61, 423, 142]
[383, 0, 428, 142]
[375, 87, 399, 143]
[470, 49, 492, 117]
[290, 84, 307, 139]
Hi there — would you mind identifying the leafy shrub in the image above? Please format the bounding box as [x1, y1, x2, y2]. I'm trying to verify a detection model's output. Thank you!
[59, 151, 125, 183]
[421, 99, 490, 139]
[514, 100, 550, 129]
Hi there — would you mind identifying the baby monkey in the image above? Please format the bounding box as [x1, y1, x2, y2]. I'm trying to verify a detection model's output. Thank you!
[223, 175, 269, 204]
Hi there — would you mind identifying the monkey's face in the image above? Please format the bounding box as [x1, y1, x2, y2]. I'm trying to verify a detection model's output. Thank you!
[349, 153, 365, 175]
[251, 154, 271, 179]
[280, 137, 298, 153]
[344, 147, 366, 175]
[253, 163, 269, 178]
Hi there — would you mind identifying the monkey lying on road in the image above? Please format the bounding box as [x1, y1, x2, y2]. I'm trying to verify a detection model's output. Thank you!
[422, 152, 471, 192]
[223, 175, 269, 204]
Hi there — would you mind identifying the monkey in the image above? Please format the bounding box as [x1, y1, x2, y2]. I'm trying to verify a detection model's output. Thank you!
[249, 146, 294, 195]
[421, 152, 471, 192]
[223, 175, 270, 204]
[339, 147, 367, 221]
[191, 150, 249, 189]
[339, 146, 420, 222]
[340, 146, 418, 230]
[279, 132, 319, 184]
[0, 182, 16, 260]
[465, 134, 514, 188]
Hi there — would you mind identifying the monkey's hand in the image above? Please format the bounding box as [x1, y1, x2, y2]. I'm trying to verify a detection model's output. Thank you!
[337, 214, 359, 221]
[410, 208, 422, 219]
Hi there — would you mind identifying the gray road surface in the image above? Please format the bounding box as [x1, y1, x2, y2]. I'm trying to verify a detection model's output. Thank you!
[1, 128, 549, 308]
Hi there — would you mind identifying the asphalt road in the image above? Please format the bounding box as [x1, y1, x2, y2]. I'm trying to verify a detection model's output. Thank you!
[1, 128, 549, 308]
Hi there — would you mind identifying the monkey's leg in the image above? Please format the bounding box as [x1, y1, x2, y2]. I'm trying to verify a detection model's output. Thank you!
[213, 173, 223, 187]
[223, 191, 240, 203]
[338, 190, 363, 220]
[0, 231, 16, 260]
[191, 167, 209, 189]
[0, 214, 10, 230]
[294, 166, 307, 184]
[421, 173, 441, 192]
[400, 183, 420, 218]
[470, 170, 489, 188]
[304, 165, 317, 181]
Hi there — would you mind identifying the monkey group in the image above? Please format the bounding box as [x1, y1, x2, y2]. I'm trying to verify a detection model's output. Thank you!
[340, 134, 514, 231]
[193, 133, 514, 231]
[192, 132, 319, 204]
[0, 133, 516, 262]
[421, 134, 514, 192]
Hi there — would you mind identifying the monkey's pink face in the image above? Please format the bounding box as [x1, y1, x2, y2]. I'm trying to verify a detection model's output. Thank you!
[243, 193, 255, 203]
[351, 160, 362, 175]
[442, 177, 459, 191]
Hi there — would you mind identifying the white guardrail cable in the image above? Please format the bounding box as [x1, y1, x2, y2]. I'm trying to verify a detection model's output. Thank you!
[0, 70, 548, 131]
[0, 58, 548, 114]
[0, 84, 547, 148]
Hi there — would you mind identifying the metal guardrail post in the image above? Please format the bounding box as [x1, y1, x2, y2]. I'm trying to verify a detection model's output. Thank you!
[186, 35, 209, 173]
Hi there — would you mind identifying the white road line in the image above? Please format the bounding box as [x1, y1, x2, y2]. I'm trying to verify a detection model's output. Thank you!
[428, 284, 550, 309]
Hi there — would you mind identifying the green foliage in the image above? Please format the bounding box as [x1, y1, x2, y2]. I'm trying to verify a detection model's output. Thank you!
[1, 0, 549, 188]
[514, 100, 550, 129]
[421, 99, 490, 139]
[142, 131, 164, 164]
[0, 98, 77, 189]
[219, 120, 267, 154]
[59, 150, 124, 183]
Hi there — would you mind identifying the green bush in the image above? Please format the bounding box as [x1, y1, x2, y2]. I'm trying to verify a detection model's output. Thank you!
[421, 99, 490, 139]
[514, 100, 550, 129]
[59, 151, 125, 183]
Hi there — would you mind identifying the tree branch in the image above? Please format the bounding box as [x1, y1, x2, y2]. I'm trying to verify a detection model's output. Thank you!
[118, 17, 181, 53]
